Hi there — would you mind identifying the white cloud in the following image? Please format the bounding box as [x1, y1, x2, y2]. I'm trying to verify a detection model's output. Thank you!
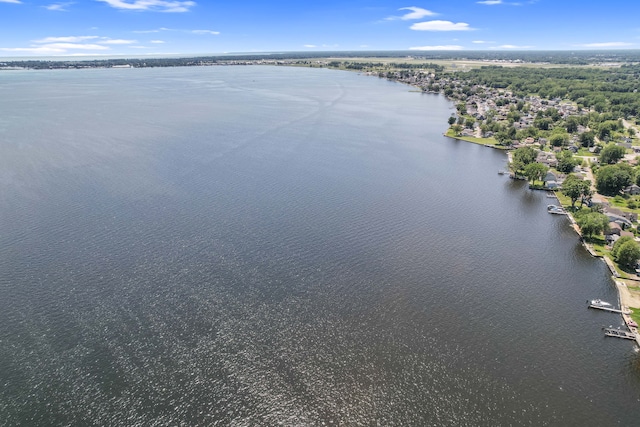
[409, 45, 463, 50]
[0, 47, 66, 53]
[477, 1, 527, 5]
[410, 20, 474, 31]
[0, 0, 22, 3]
[41, 42, 110, 50]
[133, 27, 172, 33]
[492, 44, 534, 49]
[134, 28, 218, 36]
[391, 6, 437, 20]
[33, 36, 100, 43]
[578, 42, 633, 48]
[96, 0, 195, 13]
[472, 40, 494, 44]
[304, 44, 317, 48]
[191, 30, 220, 35]
[98, 38, 137, 44]
[0, 35, 135, 55]
[45, 2, 74, 10]
[150, 40, 165, 44]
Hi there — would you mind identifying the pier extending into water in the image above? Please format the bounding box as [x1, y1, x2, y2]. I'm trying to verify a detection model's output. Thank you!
[588, 303, 632, 315]
[603, 327, 637, 340]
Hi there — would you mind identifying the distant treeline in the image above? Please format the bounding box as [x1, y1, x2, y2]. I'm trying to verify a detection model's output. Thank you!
[4, 50, 640, 70]
[327, 61, 444, 72]
[444, 65, 640, 117]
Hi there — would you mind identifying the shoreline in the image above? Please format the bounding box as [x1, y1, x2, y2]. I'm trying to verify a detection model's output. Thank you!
[438, 114, 640, 344]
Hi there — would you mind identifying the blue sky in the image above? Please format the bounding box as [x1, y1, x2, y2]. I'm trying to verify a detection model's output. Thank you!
[1, 0, 640, 57]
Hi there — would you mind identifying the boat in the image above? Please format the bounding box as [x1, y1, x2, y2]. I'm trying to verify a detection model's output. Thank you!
[547, 205, 566, 215]
[590, 299, 612, 308]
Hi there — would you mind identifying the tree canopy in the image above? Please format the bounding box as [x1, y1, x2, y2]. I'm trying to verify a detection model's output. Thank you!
[511, 146, 537, 174]
[523, 162, 548, 185]
[599, 144, 627, 165]
[596, 164, 633, 196]
[556, 150, 581, 174]
[575, 211, 609, 238]
[562, 174, 591, 208]
[612, 236, 640, 268]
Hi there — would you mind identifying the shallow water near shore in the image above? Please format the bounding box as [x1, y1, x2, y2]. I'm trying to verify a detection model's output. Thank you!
[1, 66, 639, 425]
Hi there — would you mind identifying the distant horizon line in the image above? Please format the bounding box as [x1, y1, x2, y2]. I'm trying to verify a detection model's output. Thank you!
[3, 49, 640, 62]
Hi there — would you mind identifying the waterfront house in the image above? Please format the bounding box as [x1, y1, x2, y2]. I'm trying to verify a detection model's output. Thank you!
[608, 222, 623, 236]
[621, 230, 635, 239]
[546, 180, 559, 190]
[607, 207, 638, 224]
[624, 184, 640, 196]
[536, 152, 557, 167]
[605, 212, 633, 229]
[544, 171, 558, 183]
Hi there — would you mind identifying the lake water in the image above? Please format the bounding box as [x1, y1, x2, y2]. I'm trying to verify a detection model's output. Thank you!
[0, 66, 639, 426]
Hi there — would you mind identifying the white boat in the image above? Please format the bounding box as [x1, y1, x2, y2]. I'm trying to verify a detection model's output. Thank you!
[547, 205, 566, 215]
[590, 299, 612, 308]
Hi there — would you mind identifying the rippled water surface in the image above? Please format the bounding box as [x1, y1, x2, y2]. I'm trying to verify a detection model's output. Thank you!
[1, 66, 639, 426]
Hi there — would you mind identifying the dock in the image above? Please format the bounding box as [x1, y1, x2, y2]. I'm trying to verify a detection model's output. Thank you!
[603, 327, 637, 340]
[588, 303, 631, 314]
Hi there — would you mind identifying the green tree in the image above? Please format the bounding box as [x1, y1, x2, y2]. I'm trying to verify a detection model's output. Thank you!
[448, 116, 456, 126]
[495, 131, 511, 145]
[534, 117, 552, 130]
[545, 107, 561, 121]
[562, 174, 590, 208]
[579, 131, 595, 147]
[524, 162, 548, 186]
[599, 143, 626, 164]
[465, 117, 476, 129]
[565, 116, 580, 133]
[550, 131, 569, 147]
[510, 146, 537, 175]
[556, 150, 581, 173]
[451, 124, 462, 135]
[580, 185, 593, 208]
[512, 146, 537, 165]
[596, 164, 633, 196]
[575, 212, 609, 238]
[612, 237, 640, 268]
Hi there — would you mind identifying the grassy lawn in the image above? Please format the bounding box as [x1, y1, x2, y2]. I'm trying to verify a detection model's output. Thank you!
[554, 192, 571, 206]
[444, 129, 504, 147]
[589, 237, 610, 256]
[575, 148, 594, 157]
[609, 196, 628, 209]
[615, 265, 633, 279]
[630, 307, 640, 327]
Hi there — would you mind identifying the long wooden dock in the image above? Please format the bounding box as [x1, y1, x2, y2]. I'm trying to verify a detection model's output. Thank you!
[588, 304, 631, 314]
[603, 327, 637, 340]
